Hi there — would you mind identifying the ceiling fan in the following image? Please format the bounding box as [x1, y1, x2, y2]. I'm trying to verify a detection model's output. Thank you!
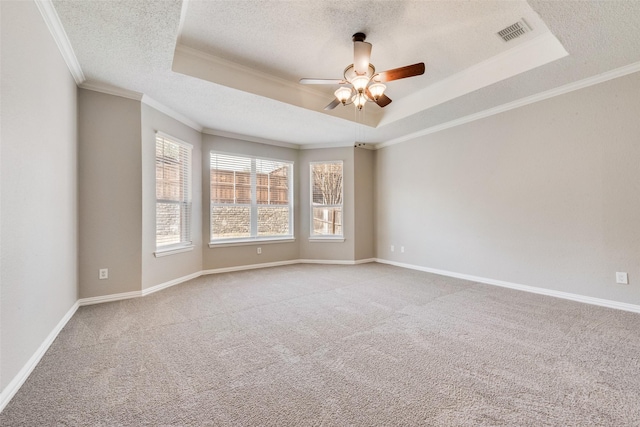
[299, 33, 425, 111]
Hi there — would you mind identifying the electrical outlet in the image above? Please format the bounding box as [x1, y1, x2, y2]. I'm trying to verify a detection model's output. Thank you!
[390, 245, 394, 252]
[401, 246, 405, 253]
[99, 268, 108, 280]
[616, 272, 628, 284]
[257, 247, 262, 255]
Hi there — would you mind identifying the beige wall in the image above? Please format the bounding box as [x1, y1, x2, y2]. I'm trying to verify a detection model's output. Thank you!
[201, 135, 299, 269]
[354, 148, 375, 260]
[78, 89, 142, 298]
[141, 104, 202, 289]
[376, 71, 640, 305]
[1, 1, 78, 390]
[298, 147, 355, 261]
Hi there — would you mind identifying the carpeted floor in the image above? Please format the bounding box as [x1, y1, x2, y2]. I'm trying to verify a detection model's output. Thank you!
[2, 263, 640, 426]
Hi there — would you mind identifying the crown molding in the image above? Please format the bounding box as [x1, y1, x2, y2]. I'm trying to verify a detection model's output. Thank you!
[79, 82, 143, 100]
[202, 129, 365, 150]
[142, 95, 203, 132]
[202, 128, 376, 150]
[34, 0, 85, 85]
[79, 85, 203, 132]
[202, 128, 301, 150]
[299, 141, 359, 150]
[376, 60, 640, 149]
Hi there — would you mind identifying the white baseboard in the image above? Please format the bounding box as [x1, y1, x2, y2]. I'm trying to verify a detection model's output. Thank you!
[201, 259, 299, 275]
[78, 290, 142, 306]
[354, 258, 377, 265]
[0, 301, 79, 413]
[142, 271, 203, 297]
[298, 258, 375, 265]
[77, 259, 372, 306]
[375, 258, 640, 314]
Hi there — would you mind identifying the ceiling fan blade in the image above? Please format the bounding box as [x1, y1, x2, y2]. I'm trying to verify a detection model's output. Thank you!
[324, 98, 341, 110]
[375, 94, 392, 108]
[299, 78, 346, 85]
[354, 41, 372, 75]
[375, 63, 425, 82]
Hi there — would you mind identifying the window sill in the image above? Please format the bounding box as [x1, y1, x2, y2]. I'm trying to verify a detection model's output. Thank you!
[309, 237, 345, 243]
[209, 237, 295, 248]
[154, 244, 195, 257]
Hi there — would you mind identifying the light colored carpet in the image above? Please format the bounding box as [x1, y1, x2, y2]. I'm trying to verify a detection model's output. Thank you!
[2, 263, 640, 426]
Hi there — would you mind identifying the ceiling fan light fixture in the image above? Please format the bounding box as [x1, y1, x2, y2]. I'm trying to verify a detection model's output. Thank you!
[299, 32, 425, 113]
[368, 82, 386, 100]
[351, 75, 369, 93]
[334, 87, 353, 104]
[354, 93, 367, 110]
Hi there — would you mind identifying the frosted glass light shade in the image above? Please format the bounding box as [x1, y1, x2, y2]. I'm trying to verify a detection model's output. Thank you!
[354, 93, 366, 110]
[351, 75, 369, 92]
[334, 87, 353, 104]
[368, 82, 386, 100]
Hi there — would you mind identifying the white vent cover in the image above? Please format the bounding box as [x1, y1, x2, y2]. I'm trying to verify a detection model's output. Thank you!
[497, 20, 531, 42]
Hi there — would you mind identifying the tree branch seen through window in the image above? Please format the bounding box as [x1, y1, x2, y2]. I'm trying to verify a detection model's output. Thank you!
[311, 162, 343, 237]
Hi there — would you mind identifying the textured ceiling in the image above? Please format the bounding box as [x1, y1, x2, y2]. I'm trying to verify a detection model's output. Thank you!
[51, 0, 640, 147]
[179, 1, 545, 89]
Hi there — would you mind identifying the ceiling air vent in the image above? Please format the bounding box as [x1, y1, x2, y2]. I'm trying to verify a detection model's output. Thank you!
[497, 20, 531, 42]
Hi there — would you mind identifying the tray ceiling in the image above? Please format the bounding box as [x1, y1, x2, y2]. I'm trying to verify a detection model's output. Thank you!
[51, 0, 640, 147]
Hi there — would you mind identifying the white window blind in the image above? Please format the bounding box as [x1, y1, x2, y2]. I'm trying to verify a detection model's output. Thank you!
[210, 153, 293, 242]
[311, 161, 343, 237]
[156, 132, 192, 249]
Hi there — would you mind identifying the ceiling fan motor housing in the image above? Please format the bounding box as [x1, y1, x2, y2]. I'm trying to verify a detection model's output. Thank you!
[352, 32, 367, 42]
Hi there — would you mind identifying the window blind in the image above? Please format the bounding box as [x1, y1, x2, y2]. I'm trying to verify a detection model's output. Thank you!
[210, 153, 293, 242]
[156, 133, 192, 248]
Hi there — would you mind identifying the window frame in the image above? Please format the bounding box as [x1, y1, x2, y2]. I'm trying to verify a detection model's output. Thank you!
[154, 131, 194, 256]
[309, 160, 344, 241]
[209, 151, 294, 246]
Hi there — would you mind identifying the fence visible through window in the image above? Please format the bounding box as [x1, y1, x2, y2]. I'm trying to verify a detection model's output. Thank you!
[210, 153, 293, 242]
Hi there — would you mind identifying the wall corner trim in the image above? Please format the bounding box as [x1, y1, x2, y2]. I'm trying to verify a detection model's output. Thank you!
[375, 258, 640, 314]
[34, 0, 85, 85]
[0, 301, 79, 413]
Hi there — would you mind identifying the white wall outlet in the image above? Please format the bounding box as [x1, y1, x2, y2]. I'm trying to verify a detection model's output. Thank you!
[401, 246, 405, 253]
[616, 272, 628, 284]
[99, 268, 108, 280]
[390, 245, 394, 252]
[257, 247, 262, 255]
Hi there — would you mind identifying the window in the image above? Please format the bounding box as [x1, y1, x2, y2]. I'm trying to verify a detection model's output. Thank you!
[210, 152, 293, 243]
[311, 161, 343, 237]
[155, 132, 192, 251]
